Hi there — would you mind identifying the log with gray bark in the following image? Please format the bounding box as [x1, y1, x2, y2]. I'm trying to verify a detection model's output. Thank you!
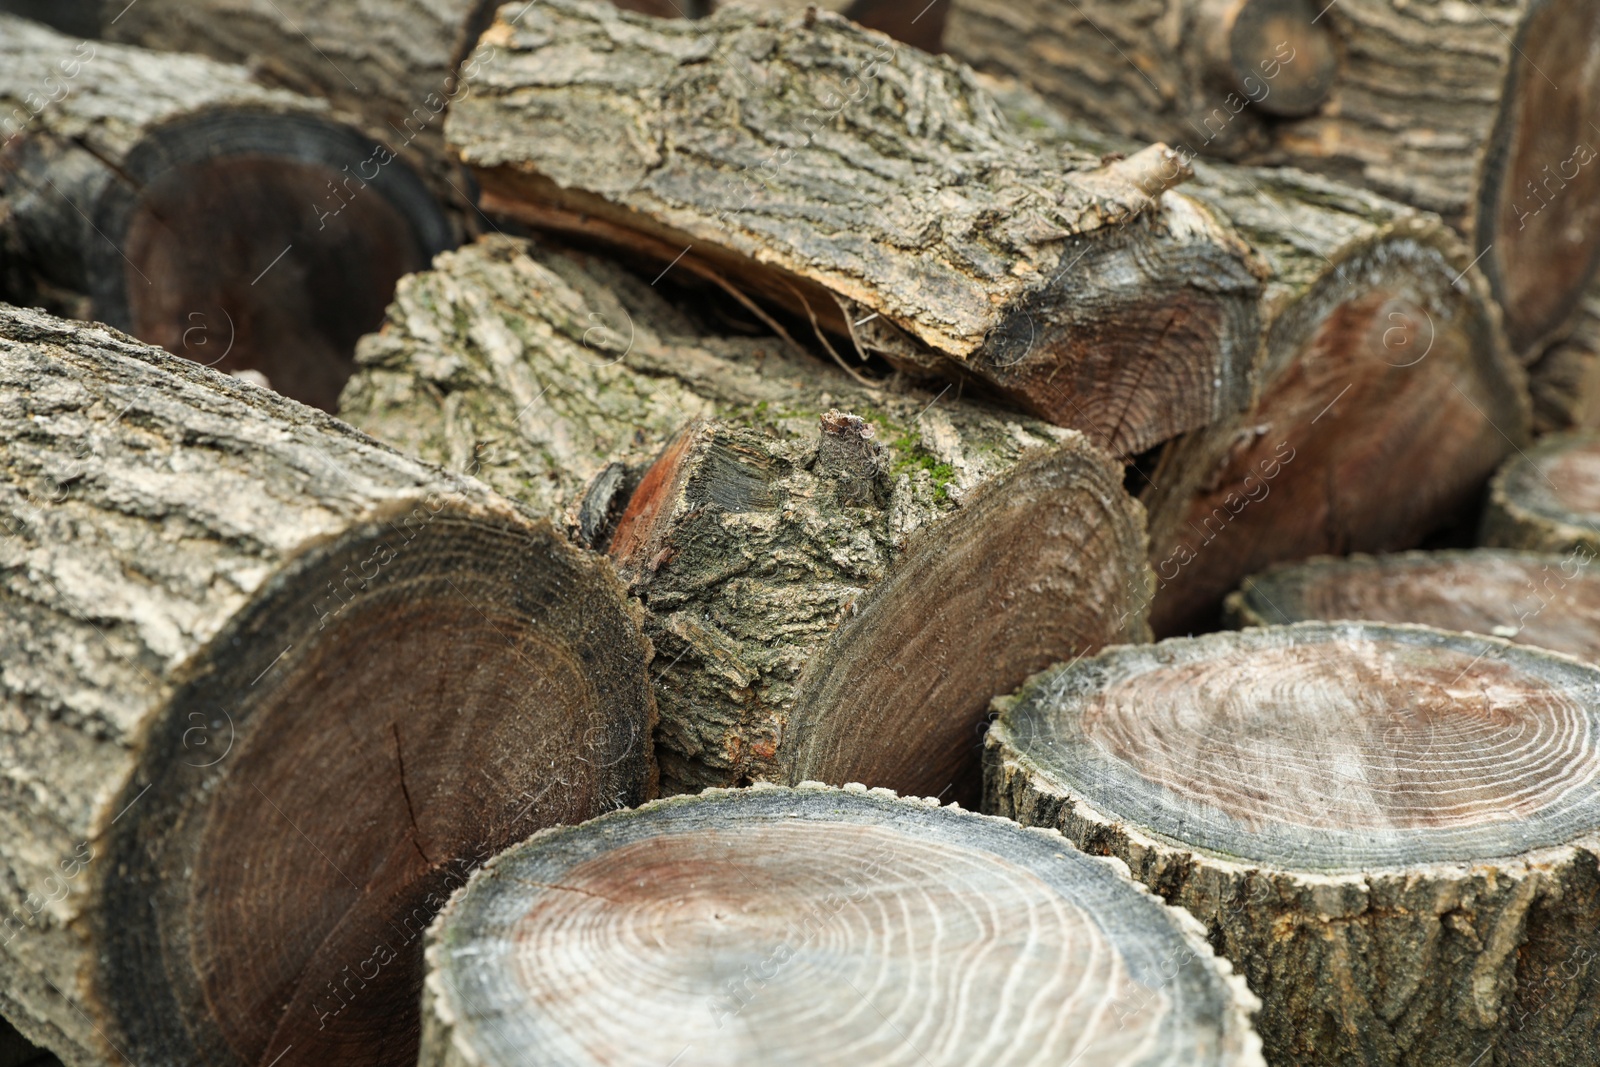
[340, 234, 1151, 801]
[1482, 431, 1600, 555]
[419, 783, 1265, 1067]
[1225, 549, 1600, 663]
[444, 0, 1267, 457]
[988, 621, 1600, 1066]
[945, 0, 1600, 362]
[0, 14, 452, 411]
[0, 304, 655, 1067]
[986, 78, 1528, 635]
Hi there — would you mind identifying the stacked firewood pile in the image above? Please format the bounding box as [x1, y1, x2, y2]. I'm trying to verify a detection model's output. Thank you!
[4, 1, 1600, 1065]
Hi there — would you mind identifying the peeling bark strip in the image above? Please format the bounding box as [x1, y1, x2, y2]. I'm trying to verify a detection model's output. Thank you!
[340, 234, 1150, 799]
[420, 783, 1265, 1067]
[0, 14, 452, 412]
[945, 0, 1600, 361]
[0, 306, 655, 1067]
[1226, 549, 1600, 661]
[987, 79, 1527, 636]
[1483, 432, 1600, 555]
[444, 0, 1265, 456]
[987, 622, 1600, 1066]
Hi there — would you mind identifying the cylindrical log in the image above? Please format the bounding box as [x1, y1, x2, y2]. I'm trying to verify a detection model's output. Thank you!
[984, 77, 1528, 635]
[1225, 549, 1600, 661]
[0, 304, 655, 1067]
[0, 15, 453, 411]
[1528, 284, 1600, 435]
[445, 0, 1267, 457]
[987, 621, 1600, 1066]
[419, 782, 1265, 1067]
[340, 234, 1151, 801]
[1482, 431, 1600, 554]
[945, 0, 1600, 361]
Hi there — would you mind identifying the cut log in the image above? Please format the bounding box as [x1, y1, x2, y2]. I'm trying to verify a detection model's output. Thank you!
[984, 78, 1528, 636]
[945, 0, 1600, 361]
[987, 621, 1600, 1066]
[0, 15, 453, 411]
[1225, 549, 1600, 662]
[1529, 285, 1600, 435]
[419, 782, 1265, 1067]
[1482, 431, 1600, 555]
[340, 234, 1151, 801]
[444, 0, 1267, 457]
[0, 305, 655, 1067]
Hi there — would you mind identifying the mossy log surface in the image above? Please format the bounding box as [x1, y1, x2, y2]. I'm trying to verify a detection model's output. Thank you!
[341, 234, 1151, 800]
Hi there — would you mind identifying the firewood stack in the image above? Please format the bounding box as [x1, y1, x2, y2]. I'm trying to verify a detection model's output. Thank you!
[2, 2, 1599, 1066]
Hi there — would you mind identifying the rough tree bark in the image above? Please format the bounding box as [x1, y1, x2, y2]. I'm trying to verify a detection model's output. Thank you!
[0, 14, 453, 411]
[945, 0, 1600, 361]
[339, 234, 1151, 801]
[419, 783, 1265, 1067]
[444, 0, 1267, 457]
[988, 621, 1600, 1066]
[0, 305, 656, 1067]
[985, 77, 1528, 636]
[1225, 549, 1600, 662]
[1482, 431, 1600, 555]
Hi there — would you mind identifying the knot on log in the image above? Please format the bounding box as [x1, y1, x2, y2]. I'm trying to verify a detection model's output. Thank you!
[816, 410, 885, 508]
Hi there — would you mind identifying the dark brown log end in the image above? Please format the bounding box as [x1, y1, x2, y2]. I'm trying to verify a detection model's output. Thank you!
[782, 444, 1148, 804]
[91, 111, 452, 412]
[1226, 549, 1600, 663]
[1222, 0, 1337, 118]
[1148, 238, 1522, 636]
[96, 514, 655, 1067]
[1480, 0, 1600, 357]
[420, 785, 1263, 1067]
[841, 0, 947, 53]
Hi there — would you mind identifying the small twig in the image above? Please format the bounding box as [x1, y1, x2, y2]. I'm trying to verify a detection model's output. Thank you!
[780, 277, 879, 388]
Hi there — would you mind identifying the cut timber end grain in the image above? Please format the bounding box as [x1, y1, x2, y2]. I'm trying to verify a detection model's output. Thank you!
[945, 0, 1600, 361]
[988, 621, 1600, 1066]
[446, 0, 1265, 456]
[0, 15, 452, 412]
[1225, 549, 1600, 662]
[1483, 431, 1600, 555]
[419, 784, 1265, 1067]
[0, 306, 654, 1067]
[339, 234, 1151, 801]
[984, 80, 1527, 636]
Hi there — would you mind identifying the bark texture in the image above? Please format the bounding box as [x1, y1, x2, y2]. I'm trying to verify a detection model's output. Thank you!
[1482, 431, 1600, 555]
[987, 76, 1527, 636]
[420, 782, 1265, 1067]
[987, 621, 1600, 1066]
[1225, 549, 1600, 663]
[445, 0, 1267, 456]
[0, 14, 452, 411]
[340, 234, 1151, 800]
[946, 0, 1600, 361]
[0, 304, 655, 1067]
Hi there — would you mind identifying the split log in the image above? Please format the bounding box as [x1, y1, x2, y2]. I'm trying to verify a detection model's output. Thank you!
[984, 78, 1528, 635]
[0, 305, 655, 1067]
[0, 15, 453, 411]
[340, 234, 1150, 800]
[987, 621, 1600, 1066]
[419, 782, 1265, 1067]
[1483, 431, 1600, 555]
[945, 0, 1600, 361]
[444, 0, 1267, 457]
[1225, 549, 1600, 662]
